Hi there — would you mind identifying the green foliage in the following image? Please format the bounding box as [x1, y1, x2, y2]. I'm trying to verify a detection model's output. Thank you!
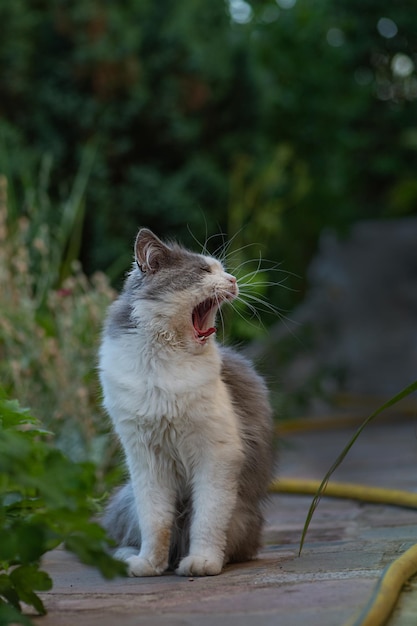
[0, 0, 258, 273]
[0, 174, 122, 478]
[1, 0, 416, 329]
[0, 393, 126, 625]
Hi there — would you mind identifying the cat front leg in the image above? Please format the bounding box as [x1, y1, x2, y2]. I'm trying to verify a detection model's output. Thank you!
[123, 447, 176, 577]
[176, 444, 243, 577]
[126, 522, 171, 577]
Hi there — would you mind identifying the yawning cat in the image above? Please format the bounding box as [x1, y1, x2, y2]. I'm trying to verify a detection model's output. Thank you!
[99, 228, 274, 577]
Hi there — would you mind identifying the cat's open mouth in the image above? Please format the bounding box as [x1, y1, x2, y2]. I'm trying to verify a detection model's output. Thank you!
[192, 282, 238, 345]
[192, 298, 218, 343]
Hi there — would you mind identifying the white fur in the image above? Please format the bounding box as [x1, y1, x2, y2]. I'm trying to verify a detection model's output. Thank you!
[98, 258, 244, 577]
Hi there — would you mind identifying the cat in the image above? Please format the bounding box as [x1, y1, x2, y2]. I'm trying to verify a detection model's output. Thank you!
[98, 228, 274, 577]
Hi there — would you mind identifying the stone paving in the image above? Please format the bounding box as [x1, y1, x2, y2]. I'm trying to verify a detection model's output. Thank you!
[34, 417, 417, 626]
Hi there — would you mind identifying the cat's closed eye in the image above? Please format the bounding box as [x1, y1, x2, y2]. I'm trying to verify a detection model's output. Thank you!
[200, 265, 212, 273]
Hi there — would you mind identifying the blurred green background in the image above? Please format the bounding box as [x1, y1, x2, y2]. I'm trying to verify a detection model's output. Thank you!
[3, 0, 417, 289]
[1, 0, 416, 464]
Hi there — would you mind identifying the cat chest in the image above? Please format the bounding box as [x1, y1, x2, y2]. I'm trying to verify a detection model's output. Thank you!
[105, 363, 223, 424]
[121, 413, 204, 485]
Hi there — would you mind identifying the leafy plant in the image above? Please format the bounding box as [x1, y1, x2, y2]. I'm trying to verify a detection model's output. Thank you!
[0, 173, 122, 480]
[0, 392, 126, 625]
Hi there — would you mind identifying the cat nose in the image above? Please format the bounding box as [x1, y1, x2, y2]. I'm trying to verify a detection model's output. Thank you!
[226, 274, 237, 284]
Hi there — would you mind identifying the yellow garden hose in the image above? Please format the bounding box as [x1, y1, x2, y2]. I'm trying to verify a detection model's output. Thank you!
[269, 478, 417, 626]
[345, 543, 417, 626]
[269, 478, 417, 509]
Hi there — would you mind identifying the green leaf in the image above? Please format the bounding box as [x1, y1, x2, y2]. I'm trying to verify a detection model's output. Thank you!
[10, 565, 52, 593]
[0, 398, 38, 431]
[0, 602, 34, 626]
[0, 573, 21, 610]
[9, 565, 52, 615]
[15, 524, 47, 563]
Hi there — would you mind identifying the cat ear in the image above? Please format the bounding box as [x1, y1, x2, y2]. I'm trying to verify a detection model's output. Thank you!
[135, 228, 171, 273]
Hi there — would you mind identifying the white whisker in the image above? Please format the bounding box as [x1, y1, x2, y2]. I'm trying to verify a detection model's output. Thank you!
[231, 299, 270, 334]
[186, 223, 209, 257]
[212, 230, 251, 265]
[237, 265, 298, 281]
[239, 279, 297, 293]
[214, 292, 226, 342]
[219, 242, 262, 267]
[237, 293, 281, 316]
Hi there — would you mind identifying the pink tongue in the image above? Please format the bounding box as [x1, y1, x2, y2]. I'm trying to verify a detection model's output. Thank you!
[198, 326, 216, 338]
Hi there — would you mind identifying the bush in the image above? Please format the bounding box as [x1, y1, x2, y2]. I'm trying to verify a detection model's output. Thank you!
[0, 393, 125, 626]
[0, 173, 121, 479]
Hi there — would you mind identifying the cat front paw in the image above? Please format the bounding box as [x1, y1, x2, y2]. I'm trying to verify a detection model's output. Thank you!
[176, 555, 223, 577]
[126, 555, 164, 577]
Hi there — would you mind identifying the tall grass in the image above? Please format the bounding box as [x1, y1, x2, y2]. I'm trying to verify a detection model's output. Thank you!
[0, 166, 120, 484]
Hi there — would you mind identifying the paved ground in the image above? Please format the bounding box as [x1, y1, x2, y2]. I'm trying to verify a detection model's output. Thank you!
[34, 416, 417, 626]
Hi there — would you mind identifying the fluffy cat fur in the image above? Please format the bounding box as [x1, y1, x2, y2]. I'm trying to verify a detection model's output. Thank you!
[99, 228, 274, 577]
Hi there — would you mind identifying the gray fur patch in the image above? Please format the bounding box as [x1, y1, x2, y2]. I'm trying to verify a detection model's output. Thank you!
[220, 346, 274, 561]
[105, 296, 136, 338]
[136, 248, 212, 300]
